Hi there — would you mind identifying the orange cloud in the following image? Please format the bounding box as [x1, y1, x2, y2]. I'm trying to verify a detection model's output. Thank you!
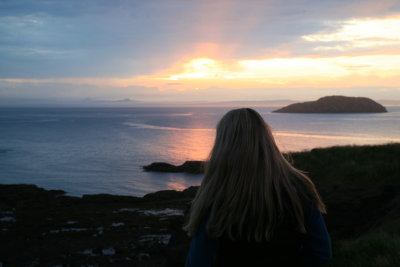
[135, 53, 400, 90]
[3, 53, 400, 91]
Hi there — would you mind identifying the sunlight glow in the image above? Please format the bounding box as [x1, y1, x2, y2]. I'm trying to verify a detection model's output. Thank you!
[4, 14, 400, 93]
[168, 58, 221, 80]
[167, 181, 189, 191]
[145, 53, 400, 90]
[3, 53, 400, 90]
[136, 17, 400, 90]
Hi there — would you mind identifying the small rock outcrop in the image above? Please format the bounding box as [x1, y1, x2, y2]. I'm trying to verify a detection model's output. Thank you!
[273, 96, 387, 113]
[143, 161, 205, 174]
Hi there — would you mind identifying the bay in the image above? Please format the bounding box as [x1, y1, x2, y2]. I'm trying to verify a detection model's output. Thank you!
[1, 106, 399, 196]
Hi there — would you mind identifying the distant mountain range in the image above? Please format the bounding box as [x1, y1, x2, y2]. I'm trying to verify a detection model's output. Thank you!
[0, 97, 399, 108]
[0, 98, 295, 107]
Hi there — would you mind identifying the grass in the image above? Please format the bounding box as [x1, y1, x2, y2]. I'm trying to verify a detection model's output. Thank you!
[287, 143, 400, 266]
[326, 220, 400, 267]
[288, 142, 400, 188]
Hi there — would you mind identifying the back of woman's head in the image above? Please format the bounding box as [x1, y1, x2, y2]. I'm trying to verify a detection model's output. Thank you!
[184, 108, 325, 242]
[210, 108, 282, 184]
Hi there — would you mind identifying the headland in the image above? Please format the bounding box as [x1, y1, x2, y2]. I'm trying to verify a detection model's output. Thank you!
[1, 143, 400, 266]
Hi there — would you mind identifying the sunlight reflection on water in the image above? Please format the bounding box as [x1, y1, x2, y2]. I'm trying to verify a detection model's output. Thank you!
[1, 106, 400, 196]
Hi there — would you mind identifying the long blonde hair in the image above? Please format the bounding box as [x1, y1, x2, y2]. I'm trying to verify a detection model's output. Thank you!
[183, 108, 326, 242]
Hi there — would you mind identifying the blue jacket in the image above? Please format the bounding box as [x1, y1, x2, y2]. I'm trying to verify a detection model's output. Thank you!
[185, 205, 332, 267]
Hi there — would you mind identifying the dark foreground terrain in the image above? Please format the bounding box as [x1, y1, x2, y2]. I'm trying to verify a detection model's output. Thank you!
[1, 143, 400, 266]
[0, 185, 196, 267]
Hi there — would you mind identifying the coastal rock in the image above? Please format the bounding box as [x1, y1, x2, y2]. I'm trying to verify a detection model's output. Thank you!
[143, 161, 205, 174]
[273, 96, 387, 113]
[143, 186, 198, 201]
[0, 184, 193, 267]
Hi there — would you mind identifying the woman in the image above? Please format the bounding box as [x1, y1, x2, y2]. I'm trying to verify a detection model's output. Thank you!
[184, 108, 332, 267]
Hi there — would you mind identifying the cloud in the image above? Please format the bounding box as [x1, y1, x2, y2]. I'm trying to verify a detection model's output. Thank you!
[136, 54, 400, 91]
[1, 0, 400, 102]
[0, 1, 205, 78]
[302, 17, 400, 52]
[2, 0, 399, 78]
[3, 52, 400, 94]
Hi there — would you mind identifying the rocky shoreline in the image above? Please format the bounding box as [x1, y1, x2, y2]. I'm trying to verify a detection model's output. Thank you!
[0, 184, 197, 267]
[2, 181, 400, 266]
[2, 143, 400, 266]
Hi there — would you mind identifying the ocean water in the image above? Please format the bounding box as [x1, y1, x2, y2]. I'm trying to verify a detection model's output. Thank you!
[1, 106, 400, 197]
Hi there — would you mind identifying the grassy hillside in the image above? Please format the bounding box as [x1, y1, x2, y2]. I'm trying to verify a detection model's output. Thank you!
[289, 143, 400, 266]
[290, 143, 400, 188]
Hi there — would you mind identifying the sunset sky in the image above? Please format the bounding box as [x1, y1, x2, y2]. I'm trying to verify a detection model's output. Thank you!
[1, 0, 400, 104]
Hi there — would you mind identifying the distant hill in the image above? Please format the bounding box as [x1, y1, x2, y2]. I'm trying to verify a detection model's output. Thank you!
[273, 96, 387, 113]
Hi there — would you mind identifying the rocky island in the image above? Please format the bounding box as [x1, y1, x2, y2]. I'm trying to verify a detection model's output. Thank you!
[273, 96, 387, 113]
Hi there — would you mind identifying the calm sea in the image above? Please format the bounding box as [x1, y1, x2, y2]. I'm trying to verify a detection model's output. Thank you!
[1, 106, 400, 196]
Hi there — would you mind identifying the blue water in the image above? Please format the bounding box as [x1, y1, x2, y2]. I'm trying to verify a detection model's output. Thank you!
[1, 106, 400, 196]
